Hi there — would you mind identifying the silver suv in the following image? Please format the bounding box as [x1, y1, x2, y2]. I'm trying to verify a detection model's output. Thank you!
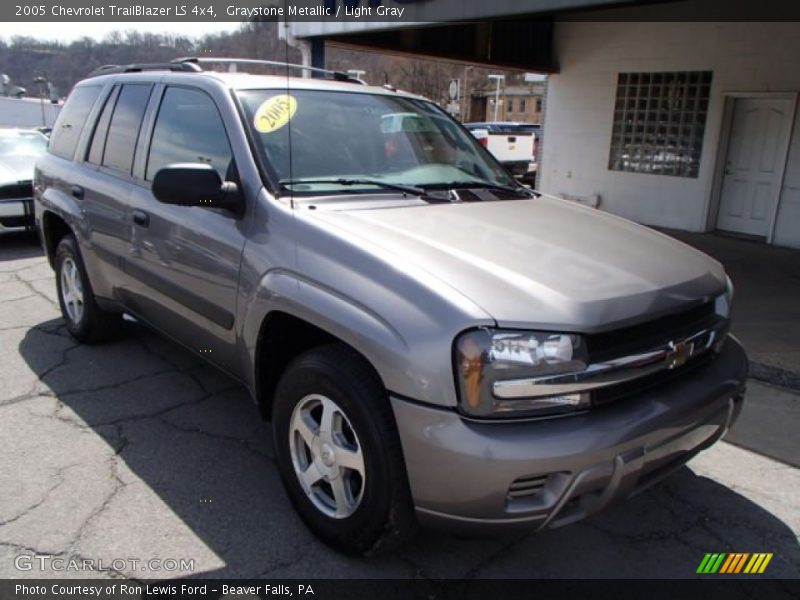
[34, 58, 747, 555]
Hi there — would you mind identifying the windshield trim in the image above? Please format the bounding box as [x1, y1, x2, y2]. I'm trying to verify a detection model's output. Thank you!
[230, 89, 283, 196]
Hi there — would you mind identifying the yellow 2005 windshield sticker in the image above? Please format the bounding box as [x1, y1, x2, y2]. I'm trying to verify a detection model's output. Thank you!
[253, 94, 298, 133]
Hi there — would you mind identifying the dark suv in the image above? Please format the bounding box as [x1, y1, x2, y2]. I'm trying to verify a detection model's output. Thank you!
[35, 58, 747, 555]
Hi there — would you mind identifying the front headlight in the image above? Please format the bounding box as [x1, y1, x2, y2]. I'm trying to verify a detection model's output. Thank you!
[711, 274, 734, 353]
[454, 328, 590, 418]
[715, 275, 734, 319]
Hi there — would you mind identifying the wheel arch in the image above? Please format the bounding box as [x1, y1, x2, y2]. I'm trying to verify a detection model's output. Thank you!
[254, 310, 386, 421]
[41, 210, 73, 268]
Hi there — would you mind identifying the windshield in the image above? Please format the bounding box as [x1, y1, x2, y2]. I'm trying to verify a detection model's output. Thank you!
[0, 131, 47, 157]
[237, 89, 518, 195]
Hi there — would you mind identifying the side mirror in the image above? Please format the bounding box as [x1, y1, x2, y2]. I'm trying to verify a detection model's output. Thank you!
[152, 163, 243, 214]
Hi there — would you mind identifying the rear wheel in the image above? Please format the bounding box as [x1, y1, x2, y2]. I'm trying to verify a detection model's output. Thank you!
[272, 344, 416, 555]
[55, 235, 121, 343]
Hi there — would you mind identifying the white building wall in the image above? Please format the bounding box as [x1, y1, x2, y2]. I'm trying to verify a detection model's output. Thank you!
[540, 21, 800, 242]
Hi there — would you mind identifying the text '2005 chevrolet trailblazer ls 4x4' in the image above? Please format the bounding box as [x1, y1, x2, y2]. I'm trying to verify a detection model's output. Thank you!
[34, 58, 747, 555]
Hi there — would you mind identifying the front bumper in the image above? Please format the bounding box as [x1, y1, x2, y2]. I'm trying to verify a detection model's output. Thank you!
[391, 335, 747, 534]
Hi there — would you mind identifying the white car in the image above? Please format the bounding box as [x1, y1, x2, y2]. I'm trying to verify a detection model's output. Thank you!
[0, 129, 47, 233]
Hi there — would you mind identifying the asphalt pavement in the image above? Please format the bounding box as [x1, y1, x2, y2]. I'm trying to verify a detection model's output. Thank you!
[0, 232, 798, 579]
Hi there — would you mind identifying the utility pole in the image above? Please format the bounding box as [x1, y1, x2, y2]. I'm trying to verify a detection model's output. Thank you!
[33, 75, 47, 126]
[488, 74, 504, 122]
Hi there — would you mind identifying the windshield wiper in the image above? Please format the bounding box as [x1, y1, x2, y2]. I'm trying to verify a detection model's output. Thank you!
[424, 180, 535, 198]
[279, 178, 429, 197]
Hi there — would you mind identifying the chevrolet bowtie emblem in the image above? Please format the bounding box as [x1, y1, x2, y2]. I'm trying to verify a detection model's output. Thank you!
[666, 341, 694, 369]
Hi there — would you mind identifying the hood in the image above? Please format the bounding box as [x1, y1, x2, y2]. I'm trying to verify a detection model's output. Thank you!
[0, 155, 37, 186]
[307, 195, 726, 332]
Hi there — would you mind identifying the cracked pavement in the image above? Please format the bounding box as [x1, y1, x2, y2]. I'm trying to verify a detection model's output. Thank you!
[1, 232, 798, 579]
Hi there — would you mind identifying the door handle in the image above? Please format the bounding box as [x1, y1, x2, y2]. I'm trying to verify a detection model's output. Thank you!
[70, 185, 84, 199]
[132, 209, 150, 228]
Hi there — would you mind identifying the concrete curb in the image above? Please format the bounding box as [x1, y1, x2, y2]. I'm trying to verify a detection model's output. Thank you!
[750, 361, 800, 395]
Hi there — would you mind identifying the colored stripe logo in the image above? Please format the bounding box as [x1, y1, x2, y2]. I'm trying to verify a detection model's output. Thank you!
[697, 553, 773, 574]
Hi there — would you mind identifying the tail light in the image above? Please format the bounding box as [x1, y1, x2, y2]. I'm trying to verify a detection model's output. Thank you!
[479, 137, 488, 148]
[533, 138, 539, 161]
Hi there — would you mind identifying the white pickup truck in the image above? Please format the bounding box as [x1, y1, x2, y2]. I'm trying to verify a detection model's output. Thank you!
[465, 122, 539, 181]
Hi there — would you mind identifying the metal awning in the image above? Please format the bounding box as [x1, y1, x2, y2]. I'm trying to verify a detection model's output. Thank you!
[284, 0, 643, 71]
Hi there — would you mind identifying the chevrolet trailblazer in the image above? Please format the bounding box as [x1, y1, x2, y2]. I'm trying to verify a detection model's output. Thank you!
[34, 58, 747, 555]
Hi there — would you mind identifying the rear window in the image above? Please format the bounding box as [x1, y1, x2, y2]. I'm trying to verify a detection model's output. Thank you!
[467, 123, 538, 135]
[492, 126, 534, 135]
[48, 85, 102, 160]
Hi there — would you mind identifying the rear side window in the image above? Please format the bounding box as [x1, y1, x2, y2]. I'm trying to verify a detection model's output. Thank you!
[102, 84, 152, 174]
[48, 85, 102, 160]
[146, 87, 232, 181]
[86, 86, 120, 165]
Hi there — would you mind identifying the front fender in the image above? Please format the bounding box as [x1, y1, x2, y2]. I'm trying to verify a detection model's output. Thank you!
[239, 267, 492, 409]
[237, 193, 493, 409]
[239, 267, 411, 400]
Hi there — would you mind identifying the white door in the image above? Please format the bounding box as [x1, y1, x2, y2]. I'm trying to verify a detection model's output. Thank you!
[717, 97, 793, 237]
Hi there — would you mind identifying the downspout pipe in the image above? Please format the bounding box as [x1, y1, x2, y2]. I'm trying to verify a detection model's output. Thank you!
[280, 20, 313, 78]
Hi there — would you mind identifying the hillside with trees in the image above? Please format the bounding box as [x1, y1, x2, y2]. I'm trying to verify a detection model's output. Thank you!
[0, 21, 526, 110]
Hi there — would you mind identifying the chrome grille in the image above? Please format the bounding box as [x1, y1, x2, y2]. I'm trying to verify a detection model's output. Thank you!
[585, 301, 717, 362]
[493, 318, 727, 401]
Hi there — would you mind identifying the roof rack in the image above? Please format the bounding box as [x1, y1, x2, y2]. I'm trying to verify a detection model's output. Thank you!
[86, 57, 366, 85]
[86, 62, 202, 78]
[173, 57, 366, 84]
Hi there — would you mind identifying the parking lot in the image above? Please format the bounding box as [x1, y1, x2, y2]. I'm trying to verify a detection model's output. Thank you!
[0, 231, 798, 579]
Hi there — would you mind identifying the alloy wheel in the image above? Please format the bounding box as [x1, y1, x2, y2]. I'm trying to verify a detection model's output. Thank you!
[289, 393, 366, 519]
[60, 257, 84, 324]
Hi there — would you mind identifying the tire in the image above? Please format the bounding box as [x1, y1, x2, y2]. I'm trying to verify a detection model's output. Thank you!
[272, 343, 416, 555]
[55, 234, 121, 344]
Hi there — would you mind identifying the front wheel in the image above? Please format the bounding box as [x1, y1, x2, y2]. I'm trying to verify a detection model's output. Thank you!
[272, 344, 416, 555]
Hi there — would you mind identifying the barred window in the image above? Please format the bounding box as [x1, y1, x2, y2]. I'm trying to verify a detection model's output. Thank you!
[609, 71, 712, 178]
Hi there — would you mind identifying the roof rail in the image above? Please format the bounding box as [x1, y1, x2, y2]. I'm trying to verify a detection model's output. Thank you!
[173, 57, 366, 84]
[87, 62, 202, 78]
[85, 57, 366, 85]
